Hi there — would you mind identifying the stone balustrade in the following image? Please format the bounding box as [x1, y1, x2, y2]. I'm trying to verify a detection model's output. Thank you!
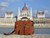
[0, 34, 50, 38]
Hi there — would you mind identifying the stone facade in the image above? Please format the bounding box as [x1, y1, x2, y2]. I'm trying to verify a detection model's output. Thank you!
[0, 17, 16, 26]
[33, 17, 50, 28]
[0, 17, 50, 28]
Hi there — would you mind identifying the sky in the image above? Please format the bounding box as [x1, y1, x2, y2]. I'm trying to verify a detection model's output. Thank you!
[0, 0, 50, 17]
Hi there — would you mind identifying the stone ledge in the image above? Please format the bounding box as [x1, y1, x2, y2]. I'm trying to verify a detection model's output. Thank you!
[0, 34, 50, 38]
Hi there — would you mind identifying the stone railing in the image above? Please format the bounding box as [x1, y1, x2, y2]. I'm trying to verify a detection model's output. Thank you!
[0, 34, 50, 38]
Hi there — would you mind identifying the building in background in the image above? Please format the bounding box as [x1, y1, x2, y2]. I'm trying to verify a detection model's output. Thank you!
[0, 12, 16, 26]
[5, 12, 13, 18]
[0, 4, 50, 28]
[36, 11, 45, 18]
[33, 11, 50, 28]
[17, 4, 33, 21]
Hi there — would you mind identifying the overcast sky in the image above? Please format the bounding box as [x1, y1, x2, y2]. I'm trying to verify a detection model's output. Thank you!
[0, 0, 50, 17]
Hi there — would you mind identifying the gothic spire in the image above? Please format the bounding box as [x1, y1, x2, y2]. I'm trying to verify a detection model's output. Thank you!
[24, 3, 26, 7]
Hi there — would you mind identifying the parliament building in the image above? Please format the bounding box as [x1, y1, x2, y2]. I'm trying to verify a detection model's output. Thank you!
[0, 4, 50, 28]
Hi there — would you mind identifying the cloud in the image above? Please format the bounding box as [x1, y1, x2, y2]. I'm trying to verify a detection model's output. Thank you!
[6, 0, 20, 2]
[0, 2, 8, 11]
[44, 10, 48, 13]
[0, 2, 8, 17]
[0, 2, 8, 7]
[27, 0, 30, 2]
[6, 0, 30, 2]
[1, 8, 6, 10]
[7, 0, 16, 1]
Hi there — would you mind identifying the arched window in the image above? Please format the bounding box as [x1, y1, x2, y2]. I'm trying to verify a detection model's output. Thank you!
[25, 14, 26, 16]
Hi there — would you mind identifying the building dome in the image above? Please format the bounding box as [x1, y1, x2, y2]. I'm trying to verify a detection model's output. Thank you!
[22, 4, 28, 11]
[22, 6, 28, 11]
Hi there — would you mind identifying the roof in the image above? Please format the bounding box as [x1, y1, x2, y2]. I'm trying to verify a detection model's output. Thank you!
[6, 12, 13, 15]
[22, 6, 28, 11]
[37, 11, 44, 15]
[37, 12, 44, 15]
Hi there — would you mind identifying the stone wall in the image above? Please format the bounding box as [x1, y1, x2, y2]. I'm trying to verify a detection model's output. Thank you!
[0, 34, 50, 38]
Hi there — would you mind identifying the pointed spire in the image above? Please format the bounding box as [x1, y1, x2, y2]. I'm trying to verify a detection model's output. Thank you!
[24, 3, 26, 7]
[30, 7, 33, 20]
[18, 7, 20, 16]
[18, 7, 20, 20]
[18, 7, 20, 13]
[30, 7, 32, 16]
[22, 3, 28, 11]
